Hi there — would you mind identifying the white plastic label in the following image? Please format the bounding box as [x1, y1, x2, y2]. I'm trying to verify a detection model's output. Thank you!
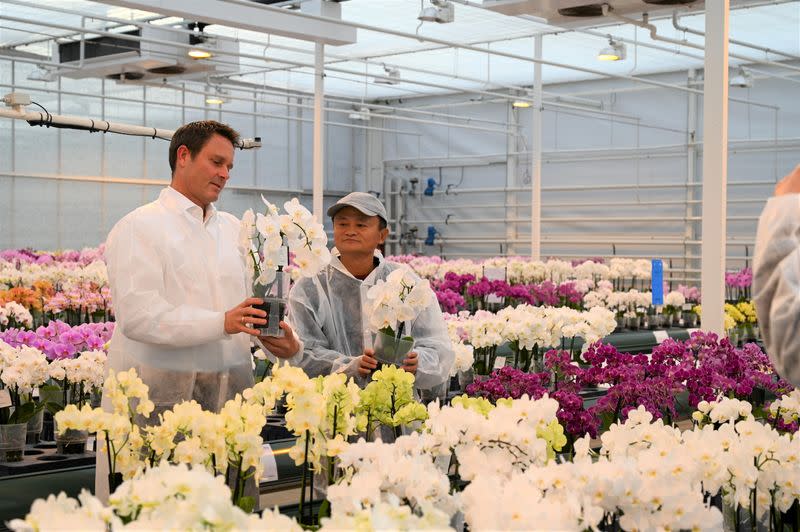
[277, 246, 289, 268]
[687, 328, 700, 335]
[682, 304, 693, 311]
[653, 331, 670, 344]
[0, 389, 10, 409]
[484, 267, 506, 305]
[86, 435, 96, 452]
[260, 443, 279, 482]
[483, 267, 506, 281]
[493, 356, 506, 370]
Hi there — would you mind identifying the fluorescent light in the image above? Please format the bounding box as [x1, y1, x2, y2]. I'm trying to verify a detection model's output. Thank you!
[188, 49, 213, 59]
[205, 96, 224, 105]
[512, 101, 532, 108]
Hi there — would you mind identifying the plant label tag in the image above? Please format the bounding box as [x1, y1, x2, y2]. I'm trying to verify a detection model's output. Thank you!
[483, 266, 506, 281]
[682, 304, 693, 311]
[277, 246, 289, 268]
[651, 259, 664, 306]
[653, 330, 669, 344]
[493, 356, 506, 370]
[260, 443, 279, 482]
[0, 389, 11, 409]
[484, 267, 506, 304]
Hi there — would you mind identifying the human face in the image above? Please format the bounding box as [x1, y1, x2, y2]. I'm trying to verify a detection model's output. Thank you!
[172, 133, 234, 209]
[333, 206, 388, 256]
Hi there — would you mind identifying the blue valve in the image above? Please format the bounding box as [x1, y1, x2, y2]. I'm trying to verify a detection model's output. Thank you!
[423, 177, 437, 196]
[425, 226, 438, 246]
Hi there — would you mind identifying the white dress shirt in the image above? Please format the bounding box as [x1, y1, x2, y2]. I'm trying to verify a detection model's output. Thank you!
[104, 186, 250, 374]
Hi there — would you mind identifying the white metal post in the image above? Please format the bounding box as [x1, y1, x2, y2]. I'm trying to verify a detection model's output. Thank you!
[700, 1, 730, 335]
[313, 42, 325, 222]
[530, 35, 543, 260]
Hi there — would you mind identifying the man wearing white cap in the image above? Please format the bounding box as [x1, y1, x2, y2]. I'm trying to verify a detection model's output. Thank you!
[283, 192, 454, 391]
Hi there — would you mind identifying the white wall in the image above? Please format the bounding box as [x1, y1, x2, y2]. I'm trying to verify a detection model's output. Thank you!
[0, 58, 360, 250]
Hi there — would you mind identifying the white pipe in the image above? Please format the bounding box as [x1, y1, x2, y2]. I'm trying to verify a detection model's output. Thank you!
[603, 5, 800, 77]
[531, 34, 543, 261]
[386, 179, 777, 195]
[211, 0, 774, 102]
[0, 77, 423, 137]
[700, 1, 730, 335]
[410, 198, 766, 209]
[312, 42, 324, 223]
[672, 11, 800, 64]
[0, 171, 351, 196]
[403, 215, 758, 224]
[0, 106, 259, 148]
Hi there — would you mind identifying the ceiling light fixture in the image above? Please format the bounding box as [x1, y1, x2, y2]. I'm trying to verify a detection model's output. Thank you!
[188, 49, 213, 59]
[348, 106, 371, 121]
[374, 64, 401, 85]
[597, 38, 626, 61]
[205, 86, 228, 105]
[512, 100, 532, 108]
[418, 0, 455, 24]
[27, 65, 58, 82]
[729, 66, 753, 88]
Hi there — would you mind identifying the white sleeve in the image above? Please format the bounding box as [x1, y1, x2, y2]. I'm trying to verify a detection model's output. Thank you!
[753, 193, 800, 386]
[106, 218, 226, 347]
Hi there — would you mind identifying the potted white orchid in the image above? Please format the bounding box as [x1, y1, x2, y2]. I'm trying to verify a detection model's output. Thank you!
[0, 342, 51, 461]
[240, 197, 330, 337]
[365, 267, 435, 366]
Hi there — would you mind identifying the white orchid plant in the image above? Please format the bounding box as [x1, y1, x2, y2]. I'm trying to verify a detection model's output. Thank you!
[366, 267, 434, 342]
[239, 196, 331, 287]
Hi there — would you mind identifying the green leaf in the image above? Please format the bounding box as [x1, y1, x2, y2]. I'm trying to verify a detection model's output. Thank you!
[317, 499, 330, 521]
[9, 401, 35, 424]
[236, 495, 256, 514]
[45, 401, 64, 414]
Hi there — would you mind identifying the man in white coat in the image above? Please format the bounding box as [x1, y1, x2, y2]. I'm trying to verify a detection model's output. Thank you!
[284, 192, 454, 392]
[98, 120, 299, 497]
[753, 163, 800, 387]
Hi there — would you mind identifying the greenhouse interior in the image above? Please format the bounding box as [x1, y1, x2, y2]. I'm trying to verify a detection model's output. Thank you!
[1, 0, 800, 529]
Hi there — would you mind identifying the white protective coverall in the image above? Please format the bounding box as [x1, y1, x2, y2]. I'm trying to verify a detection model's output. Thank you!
[753, 193, 800, 386]
[286, 250, 455, 392]
[97, 186, 254, 498]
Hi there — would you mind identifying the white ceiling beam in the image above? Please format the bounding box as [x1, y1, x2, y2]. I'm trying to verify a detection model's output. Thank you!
[99, 0, 357, 46]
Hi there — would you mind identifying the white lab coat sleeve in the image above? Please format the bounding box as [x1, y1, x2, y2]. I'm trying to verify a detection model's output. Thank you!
[753, 193, 800, 386]
[409, 293, 455, 390]
[286, 284, 354, 377]
[106, 217, 226, 347]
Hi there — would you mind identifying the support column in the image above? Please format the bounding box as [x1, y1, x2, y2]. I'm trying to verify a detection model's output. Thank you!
[313, 42, 325, 222]
[530, 35, 543, 260]
[700, 1, 730, 335]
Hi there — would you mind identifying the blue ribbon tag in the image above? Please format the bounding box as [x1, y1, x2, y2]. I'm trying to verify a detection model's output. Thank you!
[651, 259, 664, 306]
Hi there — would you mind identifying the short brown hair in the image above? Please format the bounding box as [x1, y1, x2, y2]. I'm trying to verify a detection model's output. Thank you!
[168, 120, 240, 174]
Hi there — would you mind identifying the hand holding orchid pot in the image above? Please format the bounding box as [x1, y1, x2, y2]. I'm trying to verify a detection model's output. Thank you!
[240, 197, 330, 337]
[366, 267, 435, 367]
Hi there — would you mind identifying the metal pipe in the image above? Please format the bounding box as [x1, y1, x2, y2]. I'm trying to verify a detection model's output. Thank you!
[402, 214, 758, 224]
[210, 0, 776, 103]
[603, 5, 800, 77]
[409, 198, 766, 209]
[386, 179, 777, 195]
[0, 171, 350, 196]
[312, 42, 324, 223]
[531, 34, 543, 261]
[0, 78, 422, 137]
[0, 13, 518, 134]
[672, 11, 800, 63]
